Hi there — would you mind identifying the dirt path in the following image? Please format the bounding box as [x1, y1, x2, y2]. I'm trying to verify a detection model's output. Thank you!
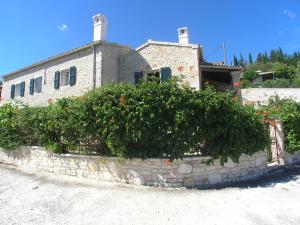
[0, 163, 300, 225]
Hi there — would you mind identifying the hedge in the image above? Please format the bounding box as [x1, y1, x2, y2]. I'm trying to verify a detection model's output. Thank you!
[0, 80, 270, 163]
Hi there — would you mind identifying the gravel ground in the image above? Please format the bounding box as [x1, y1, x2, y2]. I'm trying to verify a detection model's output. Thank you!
[0, 162, 300, 225]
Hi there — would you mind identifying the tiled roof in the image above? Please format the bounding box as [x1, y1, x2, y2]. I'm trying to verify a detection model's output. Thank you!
[199, 61, 244, 70]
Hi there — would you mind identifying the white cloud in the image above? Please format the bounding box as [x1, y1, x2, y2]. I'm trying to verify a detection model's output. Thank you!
[284, 10, 296, 19]
[57, 24, 68, 31]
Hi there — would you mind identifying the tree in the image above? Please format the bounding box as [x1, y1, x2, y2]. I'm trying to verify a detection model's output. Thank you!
[256, 53, 263, 63]
[274, 64, 296, 80]
[263, 51, 269, 64]
[243, 71, 258, 84]
[248, 53, 253, 64]
[278, 47, 284, 63]
[233, 55, 238, 66]
[239, 54, 245, 67]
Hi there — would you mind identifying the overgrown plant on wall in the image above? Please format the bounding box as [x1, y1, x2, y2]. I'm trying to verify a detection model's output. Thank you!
[0, 79, 270, 163]
[262, 97, 300, 153]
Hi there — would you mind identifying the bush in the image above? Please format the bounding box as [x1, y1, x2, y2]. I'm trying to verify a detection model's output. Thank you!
[263, 97, 300, 153]
[0, 104, 23, 149]
[0, 80, 270, 163]
[242, 71, 258, 83]
[260, 79, 291, 88]
[274, 64, 296, 80]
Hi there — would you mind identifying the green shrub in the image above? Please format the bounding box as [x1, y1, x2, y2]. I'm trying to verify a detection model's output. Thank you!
[0, 80, 270, 163]
[260, 79, 291, 88]
[0, 104, 24, 149]
[242, 71, 258, 83]
[263, 97, 300, 153]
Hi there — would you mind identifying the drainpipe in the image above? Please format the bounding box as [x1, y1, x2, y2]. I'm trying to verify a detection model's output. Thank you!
[92, 44, 96, 90]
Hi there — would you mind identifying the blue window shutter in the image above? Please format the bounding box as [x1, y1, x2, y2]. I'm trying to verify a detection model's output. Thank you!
[69, 66, 77, 86]
[134, 72, 143, 84]
[29, 79, 35, 95]
[54, 71, 60, 89]
[160, 67, 172, 82]
[10, 84, 15, 99]
[20, 81, 25, 97]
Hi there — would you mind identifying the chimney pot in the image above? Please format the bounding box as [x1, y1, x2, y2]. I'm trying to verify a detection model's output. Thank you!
[93, 14, 108, 41]
[178, 27, 189, 44]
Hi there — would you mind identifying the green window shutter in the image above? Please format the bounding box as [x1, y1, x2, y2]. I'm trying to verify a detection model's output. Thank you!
[160, 67, 172, 82]
[69, 66, 77, 86]
[20, 81, 25, 97]
[54, 71, 60, 89]
[29, 79, 35, 95]
[134, 72, 143, 84]
[10, 84, 15, 99]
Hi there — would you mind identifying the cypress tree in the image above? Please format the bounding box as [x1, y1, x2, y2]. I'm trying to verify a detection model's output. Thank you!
[239, 54, 245, 67]
[248, 53, 253, 64]
[256, 53, 263, 63]
[233, 55, 238, 66]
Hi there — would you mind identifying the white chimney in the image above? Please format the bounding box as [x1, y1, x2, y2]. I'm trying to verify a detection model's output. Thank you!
[178, 27, 189, 44]
[93, 14, 108, 41]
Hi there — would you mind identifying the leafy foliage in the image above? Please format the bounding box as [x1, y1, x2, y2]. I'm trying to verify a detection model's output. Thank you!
[262, 97, 300, 153]
[0, 81, 269, 163]
[0, 104, 23, 149]
[242, 71, 258, 83]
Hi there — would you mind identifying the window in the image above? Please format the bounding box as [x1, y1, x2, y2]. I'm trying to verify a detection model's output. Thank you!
[15, 83, 21, 97]
[55, 67, 77, 89]
[160, 67, 172, 82]
[11, 82, 25, 98]
[29, 77, 42, 95]
[34, 76, 42, 93]
[134, 71, 143, 84]
[147, 70, 160, 83]
[145, 68, 172, 83]
[60, 69, 70, 86]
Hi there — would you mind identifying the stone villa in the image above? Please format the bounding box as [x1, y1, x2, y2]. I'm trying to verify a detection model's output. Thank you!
[0, 14, 242, 106]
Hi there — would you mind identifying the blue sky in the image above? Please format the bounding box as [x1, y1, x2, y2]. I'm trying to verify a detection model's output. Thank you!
[1, 0, 300, 76]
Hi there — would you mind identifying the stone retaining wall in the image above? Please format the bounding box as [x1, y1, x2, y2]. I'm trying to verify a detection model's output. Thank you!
[0, 146, 271, 188]
[283, 151, 300, 166]
[241, 88, 300, 105]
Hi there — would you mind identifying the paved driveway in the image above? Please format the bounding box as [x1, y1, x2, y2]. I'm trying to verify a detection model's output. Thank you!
[0, 162, 300, 225]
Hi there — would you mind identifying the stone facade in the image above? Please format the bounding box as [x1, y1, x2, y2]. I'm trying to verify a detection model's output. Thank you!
[0, 146, 270, 188]
[1, 37, 241, 107]
[242, 88, 300, 105]
[119, 41, 202, 89]
[1, 42, 131, 106]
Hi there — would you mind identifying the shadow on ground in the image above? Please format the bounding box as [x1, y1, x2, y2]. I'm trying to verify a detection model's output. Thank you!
[191, 162, 300, 191]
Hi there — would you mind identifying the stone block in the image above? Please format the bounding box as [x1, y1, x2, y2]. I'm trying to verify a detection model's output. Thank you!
[177, 163, 192, 174]
[208, 174, 222, 184]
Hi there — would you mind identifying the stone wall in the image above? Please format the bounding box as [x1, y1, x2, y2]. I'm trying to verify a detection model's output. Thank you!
[242, 88, 300, 105]
[0, 146, 269, 188]
[283, 151, 300, 166]
[119, 41, 202, 89]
